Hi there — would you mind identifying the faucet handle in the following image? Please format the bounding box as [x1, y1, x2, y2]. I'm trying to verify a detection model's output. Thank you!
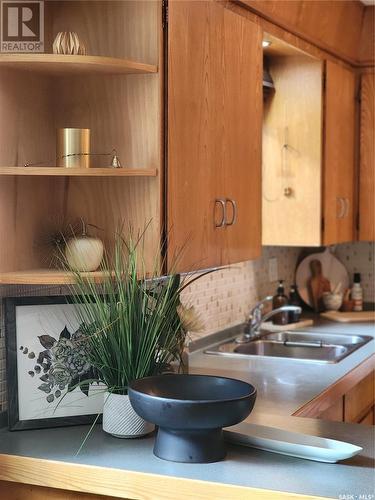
[249, 296, 274, 317]
[246, 295, 274, 334]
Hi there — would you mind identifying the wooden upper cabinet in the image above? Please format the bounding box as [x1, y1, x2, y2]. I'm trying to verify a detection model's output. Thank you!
[323, 60, 356, 245]
[359, 72, 375, 241]
[262, 37, 357, 247]
[167, 1, 262, 272]
[220, 5, 262, 266]
[262, 55, 323, 246]
[167, 0, 222, 271]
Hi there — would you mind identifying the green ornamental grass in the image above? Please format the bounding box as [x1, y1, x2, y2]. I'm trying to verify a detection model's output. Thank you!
[65, 228, 207, 395]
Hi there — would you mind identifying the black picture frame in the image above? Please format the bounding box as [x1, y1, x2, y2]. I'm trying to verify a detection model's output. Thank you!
[5, 296, 103, 431]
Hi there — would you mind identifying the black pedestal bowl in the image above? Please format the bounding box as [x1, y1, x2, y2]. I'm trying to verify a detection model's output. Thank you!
[128, 374, 256, 463]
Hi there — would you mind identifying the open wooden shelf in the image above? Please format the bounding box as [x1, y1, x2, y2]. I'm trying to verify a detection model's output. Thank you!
[0, 54, 157, 75]
[0, 167, 158, 177]
[0, 269, 112, 285]
[0, 2, 162, 279]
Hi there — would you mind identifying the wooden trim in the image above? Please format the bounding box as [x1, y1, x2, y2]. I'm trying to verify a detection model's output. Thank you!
[0, 270, 111, 285]
[293, 355, 375, 417]
[225, 2, 356, 72]
[359, 71, 375, 241]
[352, 401, 375, 424]
[0, 455, 326, 500]
[0, 481, 112, 500]
[359, 406, 374, 425]
[157, 0, 166, 271]
[0, 54, 158, 75]
[0, 167, 158, 177]
[233, 0, 372, 68]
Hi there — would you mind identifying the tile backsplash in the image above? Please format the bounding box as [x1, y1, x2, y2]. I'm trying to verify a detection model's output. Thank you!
[0, 241, 374, 412]
[181, 246, 300, 343]
[334, 242, 375, 302]
[181, 242, 375, 343]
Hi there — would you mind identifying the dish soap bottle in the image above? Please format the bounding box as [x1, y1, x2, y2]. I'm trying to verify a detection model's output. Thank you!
[272, 280, 289, 325]
[352, 273, 363, 312]
[288, 285, 302, 323]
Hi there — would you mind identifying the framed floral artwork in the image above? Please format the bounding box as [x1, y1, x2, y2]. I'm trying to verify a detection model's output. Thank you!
[5, 296, 105, 430]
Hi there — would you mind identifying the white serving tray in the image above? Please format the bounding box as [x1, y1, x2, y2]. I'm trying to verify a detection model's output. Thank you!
[224, 422, 362, 463]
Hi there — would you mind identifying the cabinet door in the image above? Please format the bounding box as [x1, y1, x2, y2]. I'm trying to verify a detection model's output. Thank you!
[167, 1, 262, 272]
[359, 72, 375, 241]
[262, 56, 323, 246]
[323, 61, 356, 245]
[220, 8, 262, 265]
[344, 371, 374, 423]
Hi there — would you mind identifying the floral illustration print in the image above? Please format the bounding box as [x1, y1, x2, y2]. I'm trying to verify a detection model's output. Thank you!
[21, 326, 96, 404]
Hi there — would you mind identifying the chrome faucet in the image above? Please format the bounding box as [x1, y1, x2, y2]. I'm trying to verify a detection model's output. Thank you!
[235, 296, 302, 344]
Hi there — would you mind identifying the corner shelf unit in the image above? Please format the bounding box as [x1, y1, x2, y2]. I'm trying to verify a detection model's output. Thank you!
[0, 1, 163, 286]
[0, 167, 158, 177]
[0, 54, 158, 75]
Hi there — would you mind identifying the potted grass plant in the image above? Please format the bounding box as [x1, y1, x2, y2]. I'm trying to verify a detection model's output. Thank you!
[65, 229, 204, 438]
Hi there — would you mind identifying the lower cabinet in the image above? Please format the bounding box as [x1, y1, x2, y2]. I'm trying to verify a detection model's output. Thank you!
[344, 371, 374, 424]
[295, 357, 375, 426]
[359, 407, 374, 426]
[318, 397, 344, 423]
[317, 370, 374, 425]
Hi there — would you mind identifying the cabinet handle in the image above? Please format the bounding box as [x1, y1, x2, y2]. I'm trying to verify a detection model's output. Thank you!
[214, 199, 226, 228]
[337, 197, 346, 219]
[225, 199, 237, 226]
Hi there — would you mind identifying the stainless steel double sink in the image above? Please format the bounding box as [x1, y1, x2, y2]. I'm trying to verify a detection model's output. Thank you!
[205, 330, 373, 363]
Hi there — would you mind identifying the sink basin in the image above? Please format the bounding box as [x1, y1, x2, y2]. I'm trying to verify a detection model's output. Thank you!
[262, 331, 370, 346]
[234, 340, 347, 362]
[205, 330, 373, 363]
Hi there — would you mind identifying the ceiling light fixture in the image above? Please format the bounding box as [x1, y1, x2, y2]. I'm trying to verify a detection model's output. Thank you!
[262, 40, 272, 48]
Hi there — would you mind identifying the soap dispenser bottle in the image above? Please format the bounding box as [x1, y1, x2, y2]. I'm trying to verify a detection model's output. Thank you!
[288, 285, 302, 323]
[272, 280, 289, 325]
[352, 273, 363, 312]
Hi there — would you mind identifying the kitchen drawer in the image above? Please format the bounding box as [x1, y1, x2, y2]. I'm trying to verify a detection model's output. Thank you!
[344, 371, 375, 423]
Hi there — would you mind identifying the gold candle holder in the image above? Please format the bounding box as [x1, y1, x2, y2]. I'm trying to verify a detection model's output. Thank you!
[57, 128, 90, 168]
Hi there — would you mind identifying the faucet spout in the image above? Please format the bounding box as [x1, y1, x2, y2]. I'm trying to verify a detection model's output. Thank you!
[235, 304, 302, 344]
[261, 305, 302, 324]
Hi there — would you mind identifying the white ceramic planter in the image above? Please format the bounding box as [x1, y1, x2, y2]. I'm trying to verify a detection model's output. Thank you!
[102, 392, 154, 438]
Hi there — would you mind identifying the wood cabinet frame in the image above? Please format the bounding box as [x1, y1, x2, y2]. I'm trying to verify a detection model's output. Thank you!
[293, 355, 375, 423]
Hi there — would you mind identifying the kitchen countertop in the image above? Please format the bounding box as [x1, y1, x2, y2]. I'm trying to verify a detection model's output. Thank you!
[0, 413, 374, 499]
[188, 319, 375, 417]
[0, 319, 374, 499]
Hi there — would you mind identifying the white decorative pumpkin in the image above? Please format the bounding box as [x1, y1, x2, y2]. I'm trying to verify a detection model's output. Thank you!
[65, 220, 104, 272]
